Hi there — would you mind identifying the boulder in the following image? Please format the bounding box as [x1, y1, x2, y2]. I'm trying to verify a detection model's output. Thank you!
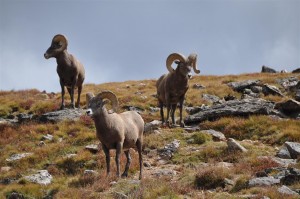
[248, 176, 280, 187]
[276, 146, 292, 159]
[158, 139, 180, 160]
[39, 108, 84, 123]
[144, 120, 161, 133]
[262, 84, 284, 97]
[202, 94, 221, 103]
[285, 142, 300, 159]
[276, 77, 299, 90]
[6, 153, 33, 162]
[278, 185, 299, 196]
[280, 168, 300, 185]
[184, 98, 275, 125]
[24, 170, 52, 185]
[201, 129, 226, 141]
[275, 99, 300, 115]
[227, 80, 261, 92]
[227, 138, 248, 152]
[261, 65, 277, 73]
[292, 68, 300, 73]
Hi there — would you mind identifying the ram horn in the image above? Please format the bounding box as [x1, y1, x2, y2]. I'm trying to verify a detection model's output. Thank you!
[166, 53, 186, 73]
[96, 90, 119, 112]
[188, 53, 200, 74]
[52, 34, 68, 51]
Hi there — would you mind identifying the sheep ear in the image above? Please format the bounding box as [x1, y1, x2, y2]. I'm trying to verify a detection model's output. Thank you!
[86, 92, 94, 107]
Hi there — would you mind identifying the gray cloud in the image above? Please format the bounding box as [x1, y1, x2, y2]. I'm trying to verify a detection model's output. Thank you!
[0, 0, 299, 92]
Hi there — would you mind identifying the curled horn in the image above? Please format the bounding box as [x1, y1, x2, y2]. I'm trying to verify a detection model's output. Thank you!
[95, 90, 119, 112]
[52, 34, 68, 51]
[166, 53, 186, 73]
[188, 53, 200, 74]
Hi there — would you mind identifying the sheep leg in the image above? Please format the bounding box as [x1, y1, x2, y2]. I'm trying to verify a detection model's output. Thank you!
[171, 104, 177, 126]
[159, 101, 165, 124]
[70, 85, 75, 109]
[76, 85, 82, 108]
[59, 79, 65, 110]
[136, 139, 143, 180]
[115, 143, 122, 177]
[166, 104, 172, 127]
[121, 150, 131, 178]
[179, 97, 185, 127]
[102, 144, 111, 176]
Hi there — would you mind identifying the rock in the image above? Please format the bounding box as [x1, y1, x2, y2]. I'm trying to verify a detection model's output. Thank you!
[276, 146, 292, 159]
[250, 86, 263, 93]
[275, 99, 300, 115]
[193, 83, 205, 89]
[149, 107, 160, 112]
[202, 94, 221, 103]
[144, 120, 161, 133]
[122, 105, 144, 113]
[84, 170, 98, 175]
[85, 144, 100, 153]
[41, 134, 53, 141]
[281, 69, 288, 73]
[227, 79, 261, 92]
[24, 170, 52, 185]
[285, 142, 300, 159]
[261, 65, 277, 73]
[248, 176, 280, 187]
[278, 185, 299, 196]
[227, 138, 248, 152]
[152, 169, 177, 177]
[262, 84, 284, 97]
[201, 129, 226, 141]
[292, 68, 300, 73]
[65, 154, 77, 158]
[223, 94, 237, 101]
[158, 139, 180, 160]
[185, 98, 275, 125]
[276, 77, 299, 90]
[6, 153, 33, 162]
[271, 157, 297, 167]
[280, 168, 300, 185]
[216, 162, 234, 168]
[1, 166, 11, 173]
[17, 113, 34, 123]
[39, 108, 84, 123]
[184, 126, 201, 133]
[185, 104, 210, 115]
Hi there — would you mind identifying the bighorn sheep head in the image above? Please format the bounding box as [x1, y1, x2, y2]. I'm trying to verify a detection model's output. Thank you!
[166, 53, 200, 76]
[44, 34, 68, 59]
[86, 91, 119, 115]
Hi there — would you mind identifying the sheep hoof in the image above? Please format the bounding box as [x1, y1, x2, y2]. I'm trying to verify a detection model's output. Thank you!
[180, 122, 185, 128]
[121, 173, 128, 178]
[60, 105, 65, 110]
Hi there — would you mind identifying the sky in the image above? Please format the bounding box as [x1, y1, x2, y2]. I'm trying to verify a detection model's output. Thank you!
[0, 0, 299, 92]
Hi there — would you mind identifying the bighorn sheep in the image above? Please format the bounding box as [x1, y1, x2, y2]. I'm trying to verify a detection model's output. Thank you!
[86, 91, 144, 179]
[156, 53, 200, 127]
[44, 34, 85, 109]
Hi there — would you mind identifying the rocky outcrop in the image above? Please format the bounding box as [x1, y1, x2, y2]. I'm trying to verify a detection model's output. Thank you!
[39, 108, 84, 123]
[275, 99, 300, 116]
[262, 84, 284, 97]
[261, 65, 277, 73]
[184, 98, 275, 125]
[158, 139, 180, 160]
[227, 80, 261, 92]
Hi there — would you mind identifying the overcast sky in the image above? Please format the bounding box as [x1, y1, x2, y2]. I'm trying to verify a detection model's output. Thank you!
[0, 0, 299, 92]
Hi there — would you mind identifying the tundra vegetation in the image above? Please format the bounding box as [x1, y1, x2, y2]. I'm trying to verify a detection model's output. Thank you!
[0, 73, 300, 198]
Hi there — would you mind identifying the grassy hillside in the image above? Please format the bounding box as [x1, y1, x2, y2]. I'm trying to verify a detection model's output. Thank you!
[0, 73, 300, 198]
